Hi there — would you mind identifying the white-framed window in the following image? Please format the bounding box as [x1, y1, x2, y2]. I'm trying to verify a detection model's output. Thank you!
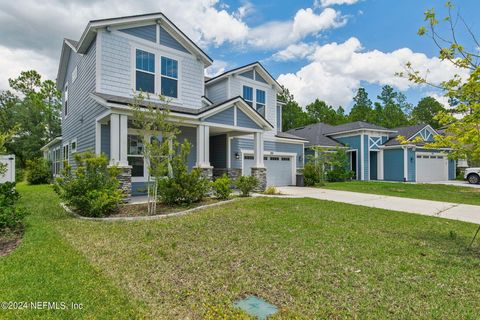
[72, 66, 78, 83]
[243, 85, 253, 107]
[127, 134, 145, 177]
[64, 83, 69, 117]
[63, 143, 69, 162]
[70, 138, 77, 154]
[53, 147, 61, 175]
[135, 49, 155, 94]
[161, 56, 178, 98]
[256, 89, 266, 116]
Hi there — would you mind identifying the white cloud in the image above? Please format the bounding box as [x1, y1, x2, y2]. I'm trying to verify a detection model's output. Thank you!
[247, 8, 346, 49]
[426, 92, 451, 108]
[0, 45, 58, 91]
[314, 0, 360, 8]
[272, 42, 316, 61]
[205, 60, 228, 77]
[277, 37, 469, 107]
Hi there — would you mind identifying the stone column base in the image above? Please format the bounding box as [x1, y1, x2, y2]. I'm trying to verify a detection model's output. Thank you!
[111, 165, 132, 203]
[197, 167, 213, 181]
[212, 168, 242, 182]
[251, 167, 267, 192]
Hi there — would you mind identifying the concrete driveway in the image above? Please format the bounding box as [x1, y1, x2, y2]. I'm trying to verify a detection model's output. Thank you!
[423, 180, 480, 188]
[276, 186, 480, 225]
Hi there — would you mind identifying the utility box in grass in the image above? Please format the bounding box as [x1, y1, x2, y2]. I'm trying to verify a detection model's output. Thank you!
[0, 155, 15, 183]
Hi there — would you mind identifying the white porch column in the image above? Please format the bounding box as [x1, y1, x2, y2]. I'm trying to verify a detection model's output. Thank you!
[110, 113, 128, 166]
[378, 149, 384, 180]
[253, 132, 264, 168]
[196, 124, 210, 167]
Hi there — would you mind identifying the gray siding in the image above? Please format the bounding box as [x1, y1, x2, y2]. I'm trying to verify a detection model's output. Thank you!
[119, 25, 156, 43]
[62, 39, 106, 168]
[177, 126, 197, 169]
[160, 26, 189, 53]
[255, 71, 268, 84]
[230, 137, 303, 169]
[205, 79, 228, 104]
[100, 30, 204, 109]
[239, 69, 254, 79]
[210, 134, 227, 168]
[237, 109, 261, 129]
[276, 105, 282, 132]
[205, 107, 234, 125]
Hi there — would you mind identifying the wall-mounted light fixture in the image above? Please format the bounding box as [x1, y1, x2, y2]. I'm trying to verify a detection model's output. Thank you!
[299, 155, 303, 162]
[235, 152, 240, 160]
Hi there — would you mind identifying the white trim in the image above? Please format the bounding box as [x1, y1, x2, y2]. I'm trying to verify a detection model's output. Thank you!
[360, 133, 365, 180]
[226, 133, 231, 169]
[327, 128, 397, 138]
[95, 122, 101, 155]
[233, 105, 237, 126]
[95, 31, 102, 93]
[378, 149, 384, 180]
[241, 149, 297, 186]
[407, 125, 439, 141]
[206, 63, 281, 91]
[40, 137, 63, 151]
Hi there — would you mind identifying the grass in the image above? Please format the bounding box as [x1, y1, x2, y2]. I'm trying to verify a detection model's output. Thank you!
[2, 184, 480, 318]
[322, 180, 480, 205]
[0, 184, 145, 319]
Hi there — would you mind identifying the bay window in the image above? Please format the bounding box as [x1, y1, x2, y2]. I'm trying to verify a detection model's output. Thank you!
[161, 57, 178, 98]
[135, 49, 155, 93]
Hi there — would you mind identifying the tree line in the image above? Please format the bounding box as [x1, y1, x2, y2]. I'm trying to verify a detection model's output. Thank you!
[280, 85, 446, 131]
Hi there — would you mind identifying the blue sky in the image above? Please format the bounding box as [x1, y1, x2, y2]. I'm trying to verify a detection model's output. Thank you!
[0, 0, 478, 110]
[202, 0, 479, 110]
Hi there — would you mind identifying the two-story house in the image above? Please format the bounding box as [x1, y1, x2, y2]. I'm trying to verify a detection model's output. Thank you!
[41, 12, 306, 199]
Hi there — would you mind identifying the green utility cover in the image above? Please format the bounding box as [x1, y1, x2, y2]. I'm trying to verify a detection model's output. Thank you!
[234, 295, 278, 319]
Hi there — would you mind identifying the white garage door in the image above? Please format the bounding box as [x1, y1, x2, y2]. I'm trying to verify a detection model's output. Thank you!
[416, 153, 448, 182]
[243, 154, 294, 186]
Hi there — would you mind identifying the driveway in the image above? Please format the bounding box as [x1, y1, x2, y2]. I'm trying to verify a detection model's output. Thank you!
[423, 180, 480, 188]
[276, 186, 480, 225]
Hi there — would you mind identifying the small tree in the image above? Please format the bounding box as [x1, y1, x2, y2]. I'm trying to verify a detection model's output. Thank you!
[325, 147, 354, 182]
[130, 93, 180, 214]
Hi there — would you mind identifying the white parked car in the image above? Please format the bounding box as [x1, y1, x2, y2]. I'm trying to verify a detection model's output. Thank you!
[464, 168, 480, 184]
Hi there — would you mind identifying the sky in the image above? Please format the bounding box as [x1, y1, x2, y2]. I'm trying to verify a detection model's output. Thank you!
[0, 0, 478, 111]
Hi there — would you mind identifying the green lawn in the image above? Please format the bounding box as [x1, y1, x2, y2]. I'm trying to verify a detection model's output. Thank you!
[323, 181, 480, 205]
[2, 184, 480, 319]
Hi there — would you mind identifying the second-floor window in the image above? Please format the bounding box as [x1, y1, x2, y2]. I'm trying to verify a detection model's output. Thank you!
[136, 49, 155, 94]
[161, 57, 178, 98]
[256, 89, 266, 116]
[243, 86, 253, 107]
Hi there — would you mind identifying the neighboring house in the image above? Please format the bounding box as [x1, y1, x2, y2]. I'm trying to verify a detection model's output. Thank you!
[288, 121, 456, 182]
[41, 12, 306, 198]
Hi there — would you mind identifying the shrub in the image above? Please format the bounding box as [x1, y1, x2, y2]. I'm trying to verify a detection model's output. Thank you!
[0, 205, 28, 230]
[0, 182, 20, 207]
[26, 158, 51, 184]
[236, 176, 258, 197]
[157, 141, 210, 205]
[56, 152, 123, 217]
[326, 168, 354, 182]
[211, 174, 232, 200]
[303, 161, 324, 187]
[264, 186, 281, 195]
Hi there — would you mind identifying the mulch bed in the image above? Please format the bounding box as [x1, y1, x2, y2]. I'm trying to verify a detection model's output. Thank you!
[110, 198, 223, 218]
[0, 229, 23, 257]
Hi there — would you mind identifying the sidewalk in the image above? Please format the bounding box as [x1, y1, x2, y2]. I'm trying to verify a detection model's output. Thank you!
[276, 186, 480, 225]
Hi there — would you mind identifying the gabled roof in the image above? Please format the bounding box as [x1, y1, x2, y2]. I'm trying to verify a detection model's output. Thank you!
[287, 123, 341, 147]
[40, 137, 63, 151]
[384, 124, 438, 146]
[323, 121, 395, 136]
[76, 12, 212, 65]
[205, 62, 282, 92]
[275, 131, 308, 142]
[56, 39, 76, 90]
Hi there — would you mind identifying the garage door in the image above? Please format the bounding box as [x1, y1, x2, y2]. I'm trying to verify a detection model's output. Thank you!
[243, 155, 294, 186]
[416, 153, 448, 182]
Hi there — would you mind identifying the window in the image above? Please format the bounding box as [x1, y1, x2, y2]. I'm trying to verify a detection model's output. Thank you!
[64, 84, 68, 117]
[72, 66, 78, 83]
[243, 86, 253, 107]
[244, 155, 254, 160]
[63, 144, 69, 162]
[136, 49, 155, 93]
[256, 89, 266, 116]
[161, 57, 178, 98]
[270, 157, 280, 161]
[127, 135, 144, 177]
[281, 157, 290, 161]
[53, 147, 61, 175]
[71, 139, 77, 153]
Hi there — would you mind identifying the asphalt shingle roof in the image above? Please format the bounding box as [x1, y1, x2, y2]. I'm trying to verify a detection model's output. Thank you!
[286, 123, 341, 147]
[322, 121, 392, 134]
[384, 124, 429, 146]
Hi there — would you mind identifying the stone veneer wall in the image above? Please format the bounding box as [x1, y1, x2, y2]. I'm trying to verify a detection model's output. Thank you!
[251, 167, 267, 192]
[212, 168, 242, 181]
[116, 166, 132, 203]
